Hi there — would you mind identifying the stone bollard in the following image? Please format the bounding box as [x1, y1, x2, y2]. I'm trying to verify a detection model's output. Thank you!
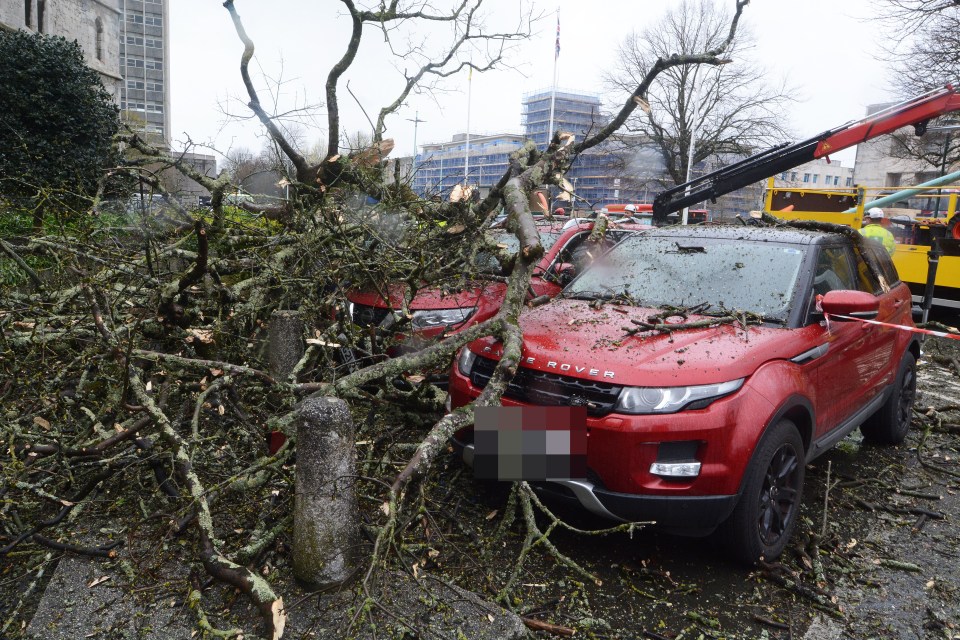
[268, 310, 305, 380]
[293, 396, 358, 589]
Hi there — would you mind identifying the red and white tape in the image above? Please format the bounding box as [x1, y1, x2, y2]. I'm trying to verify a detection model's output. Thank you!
[826, 314, 960, 341]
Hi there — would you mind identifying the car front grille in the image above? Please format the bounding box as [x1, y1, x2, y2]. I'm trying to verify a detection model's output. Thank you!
[351, 303, 391, 328]
[469, 356, 623, 417]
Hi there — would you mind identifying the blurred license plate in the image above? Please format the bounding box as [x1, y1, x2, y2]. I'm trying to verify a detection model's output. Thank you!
[473, 406, 587, 481]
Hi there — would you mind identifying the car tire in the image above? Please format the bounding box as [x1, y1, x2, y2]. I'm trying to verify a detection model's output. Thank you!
[719, 419, 805, 565]
[860, 351, 917, 445]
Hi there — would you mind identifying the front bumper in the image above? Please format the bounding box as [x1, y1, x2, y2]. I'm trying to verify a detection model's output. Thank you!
[453, 437, 737, 532]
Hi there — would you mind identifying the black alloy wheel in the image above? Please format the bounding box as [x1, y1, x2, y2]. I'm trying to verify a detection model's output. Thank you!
[757, 442, 802, 548]
[719, 419, 806, 564]
[896, 362, 917, 433]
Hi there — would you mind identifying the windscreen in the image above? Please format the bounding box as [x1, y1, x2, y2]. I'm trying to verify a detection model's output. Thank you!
[474, 229, 564, 272]
[566, 236, 807, 318]
[491, 229, 563, 254]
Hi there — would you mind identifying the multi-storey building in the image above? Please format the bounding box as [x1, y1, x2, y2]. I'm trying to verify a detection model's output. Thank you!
[413, 133, 527, 198]
[1, 0, 123, 101]
[774, 158, 854, 190]
[118, 0, 169, 145]
[522, 88, 655, 207]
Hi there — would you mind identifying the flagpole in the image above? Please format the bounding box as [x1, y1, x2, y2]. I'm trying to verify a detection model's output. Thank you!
[465, 64, 472, 185]
[546, 9, 559, 147]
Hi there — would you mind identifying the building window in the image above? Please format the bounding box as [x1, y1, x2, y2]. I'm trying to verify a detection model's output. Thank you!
[24, 0, 31, 27]
[95, 17, 104, 61]
[126, 35, 144, 46]
[812, 175, 819, 184]
[144, 14, 163, 26]
[824, 175, 831, 184]
[126, 58, 145, 68]
[145, 59, 163, 70]
[803, 173, 810, 183]
[127, 13, 143, 23]
[791, 172, 798, 181]
[37, 0, 44, 32]
[834, 176, 840, 186]
[846, 177, 853, 187]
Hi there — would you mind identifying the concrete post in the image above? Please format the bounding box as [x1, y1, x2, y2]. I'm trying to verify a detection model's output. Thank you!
[293, 396, 358, 589]
[268, 310, 304, 380]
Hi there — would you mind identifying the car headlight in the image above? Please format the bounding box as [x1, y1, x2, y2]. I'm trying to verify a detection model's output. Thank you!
[411, 307, 476, 330]
[615, 379, 744, 414]
[457, 348, 477, 376]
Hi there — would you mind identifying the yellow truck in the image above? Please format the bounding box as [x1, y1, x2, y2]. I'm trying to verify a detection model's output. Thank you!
[764, 178, 960, 308]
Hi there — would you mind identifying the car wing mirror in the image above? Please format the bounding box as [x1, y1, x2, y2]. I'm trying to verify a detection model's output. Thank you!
[820, 290, 880, 321]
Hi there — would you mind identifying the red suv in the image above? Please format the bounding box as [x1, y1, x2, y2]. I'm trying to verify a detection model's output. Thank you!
[347, 219, 646, 354]
[449, 226, 919, 562]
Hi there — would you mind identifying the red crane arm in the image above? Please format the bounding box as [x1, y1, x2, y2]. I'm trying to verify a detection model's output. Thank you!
[815, 85, 960, 158]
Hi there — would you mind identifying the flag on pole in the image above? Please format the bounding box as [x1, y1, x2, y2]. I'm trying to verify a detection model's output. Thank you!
[554, 14, 560, 59]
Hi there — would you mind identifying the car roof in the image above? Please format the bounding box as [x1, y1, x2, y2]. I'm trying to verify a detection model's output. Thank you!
[638, 224, 844, 246]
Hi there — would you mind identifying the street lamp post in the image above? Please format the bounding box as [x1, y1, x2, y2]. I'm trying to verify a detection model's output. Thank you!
[681, 62, 728, 225]
[406, 111, 426, 174]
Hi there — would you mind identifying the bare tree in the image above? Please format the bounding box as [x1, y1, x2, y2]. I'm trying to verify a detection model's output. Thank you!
[878, 0, 960, 93]
[874, 1, 960, 190]
[605, 0, 791, 187]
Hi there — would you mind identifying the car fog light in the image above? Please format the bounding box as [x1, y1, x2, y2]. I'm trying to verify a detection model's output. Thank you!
[650, 461, 701, 478]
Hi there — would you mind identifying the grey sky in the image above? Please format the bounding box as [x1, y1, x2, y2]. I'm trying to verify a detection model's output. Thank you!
[170, 0, 891, 167]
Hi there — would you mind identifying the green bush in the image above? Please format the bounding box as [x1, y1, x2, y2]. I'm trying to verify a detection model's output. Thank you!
[0, 30, 121, 228]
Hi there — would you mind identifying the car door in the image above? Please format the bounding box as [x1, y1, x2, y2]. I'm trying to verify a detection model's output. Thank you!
[850, 243, 902, 393]
[808, 245, 878, 436]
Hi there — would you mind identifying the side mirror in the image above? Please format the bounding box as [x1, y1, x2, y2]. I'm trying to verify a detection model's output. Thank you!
[820, 290, 880, 320]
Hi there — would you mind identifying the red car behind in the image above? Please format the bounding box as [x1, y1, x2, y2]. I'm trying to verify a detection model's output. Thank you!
[347, 219, 648, 353]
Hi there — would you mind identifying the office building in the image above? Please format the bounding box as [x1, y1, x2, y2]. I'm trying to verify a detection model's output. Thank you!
[119, 0, 170, 145]
[775, 158, 854, 190]
[413, 133, 527, 198]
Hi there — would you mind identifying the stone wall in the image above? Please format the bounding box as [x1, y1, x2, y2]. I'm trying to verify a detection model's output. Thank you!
[0, 0, 123, 103]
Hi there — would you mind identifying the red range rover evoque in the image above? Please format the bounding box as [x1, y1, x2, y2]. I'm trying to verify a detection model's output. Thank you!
[449, 225, 919, 562]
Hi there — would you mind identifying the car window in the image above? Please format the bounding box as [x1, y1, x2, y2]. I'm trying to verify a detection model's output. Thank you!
[561, 230, 634, 274]
[555, 232, 590, 270]
[475, 228, 565, 273]
[812, 246, 857, 297]
[852, 245, 882, 294]
[861, 242, 900, 289]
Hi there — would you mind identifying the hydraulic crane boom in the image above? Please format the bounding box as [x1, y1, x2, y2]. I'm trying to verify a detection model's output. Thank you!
[651, 85, 960, 223]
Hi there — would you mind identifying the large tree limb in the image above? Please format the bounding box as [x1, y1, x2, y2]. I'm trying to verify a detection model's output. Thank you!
[326, 0, 364, 158]
[129, 372, 286, 639]
[223, 0, 310, 177]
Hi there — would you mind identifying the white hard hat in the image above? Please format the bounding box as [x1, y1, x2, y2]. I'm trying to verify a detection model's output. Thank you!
[868, 207, 884, 219]
[624, 204, 637, 212]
